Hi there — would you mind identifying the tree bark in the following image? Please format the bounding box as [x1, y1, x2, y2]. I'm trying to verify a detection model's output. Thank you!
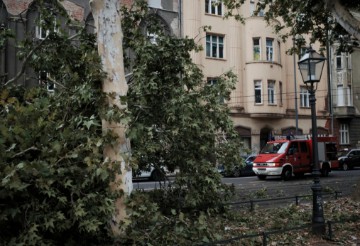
[324, 0, 360, 40]
[89, 0, 132, 235]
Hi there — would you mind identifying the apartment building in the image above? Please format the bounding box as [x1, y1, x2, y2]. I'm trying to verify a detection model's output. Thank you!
[181, 0, 347, 153]
[1, 0, 359, 151]
[329, 44, 360, 149]
[0, 0, 180, 87]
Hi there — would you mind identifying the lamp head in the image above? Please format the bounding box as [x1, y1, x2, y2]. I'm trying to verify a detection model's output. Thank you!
[298, 47, 326, 85]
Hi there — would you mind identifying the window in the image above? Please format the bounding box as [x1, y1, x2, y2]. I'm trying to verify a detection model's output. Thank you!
[277, 41, 281, 63]
[206, 34, 224, 59]
[254, 80, 262, 104]
[347, 85, 352, 106]
[253, 37, 261, 61]
[205, 0, 222, 15]
[299, 142, 308, 153]
[337, 52, 351, 70]
[337, 85, 353, 106]
[299, 47, 307, 58]
[346, 53, 351, 69]
[340, 123, 349, 144]
[258, 0, 265, 16]
[279, 82, 283, 105]
[207, 77, 224, 103]
[207, 78, 217, 86]
[36, 15, 57, 40]
[39, 71, 55, 92]
[266, 38, 273, 61]
[300, 87, 309, 107]
[268, 80, 275, 104]
[148, 0, 162, 8]
[336, 54, 342, 69]
[250, 0, 255, 15]
[147, 32, 158, 44]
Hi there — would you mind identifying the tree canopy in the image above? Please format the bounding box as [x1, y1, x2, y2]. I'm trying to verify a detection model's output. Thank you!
[0, 0, 243, 244]
[223, 0, 360, 52]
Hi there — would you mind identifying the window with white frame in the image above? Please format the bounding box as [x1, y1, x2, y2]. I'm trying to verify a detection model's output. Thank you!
[36, 15, 57, 40]
[346, 85, 352, 106]
[258, 0, 265, 16]
[340, 123, 349, 144]
[336, 54, 342, 69]
[346, 53, 351, 69]
[338, 85, 353, 106]
[300, 87, 309, 107]
[299, 47, 307, 59]
[254, 80, 262, 104]
[147, 32, 158, 44]
[253, 37, 261, 61]
[268, 80, 275, 104]
[205, 0, 222, 15]
[337, 85, 345, 106]
[206, 34, 224, 59]
[266, 38, 273, 61]
[250, 0, 255, 15]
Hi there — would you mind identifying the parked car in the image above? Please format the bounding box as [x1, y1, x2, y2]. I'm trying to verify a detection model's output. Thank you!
[338, 149, 360, 171]
[218, 155, 257, 177]
[133, 165, 178, 181]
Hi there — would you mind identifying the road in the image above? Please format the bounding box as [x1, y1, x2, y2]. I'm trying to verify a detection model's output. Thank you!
[133, 169, 360, 199]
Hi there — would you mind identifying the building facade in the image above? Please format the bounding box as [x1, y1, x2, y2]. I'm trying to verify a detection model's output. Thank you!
[2, 0, 359, 152]
[182, 0, 331, 153]
[0, 0, 180, 87]
[329, 44, 360, 150]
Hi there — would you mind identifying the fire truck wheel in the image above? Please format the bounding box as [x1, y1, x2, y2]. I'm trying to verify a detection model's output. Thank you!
[257, 175, 267, 180]
[281, 167, 292, 181]
[342, 163, 349, 171]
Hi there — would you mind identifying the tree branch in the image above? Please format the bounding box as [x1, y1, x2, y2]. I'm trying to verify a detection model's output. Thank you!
[12, 146, 38, 158]
[4, 37, 49, 86]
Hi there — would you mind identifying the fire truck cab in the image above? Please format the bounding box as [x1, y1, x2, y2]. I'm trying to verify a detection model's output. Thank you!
[252, 136, 339, 181]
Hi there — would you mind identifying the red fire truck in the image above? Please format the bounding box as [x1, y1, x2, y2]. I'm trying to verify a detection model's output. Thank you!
[252, 136, 339, 180]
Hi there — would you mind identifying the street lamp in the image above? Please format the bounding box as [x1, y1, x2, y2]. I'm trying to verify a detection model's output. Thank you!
[298, 47, 326, 235]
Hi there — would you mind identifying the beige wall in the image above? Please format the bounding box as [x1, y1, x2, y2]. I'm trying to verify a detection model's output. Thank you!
[182, 0, 330, 152]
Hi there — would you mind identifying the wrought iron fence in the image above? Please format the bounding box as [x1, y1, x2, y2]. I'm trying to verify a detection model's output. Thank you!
[201, 191, 360, 246]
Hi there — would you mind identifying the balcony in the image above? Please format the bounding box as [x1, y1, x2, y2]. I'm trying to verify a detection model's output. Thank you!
[333, 106, 356, 118]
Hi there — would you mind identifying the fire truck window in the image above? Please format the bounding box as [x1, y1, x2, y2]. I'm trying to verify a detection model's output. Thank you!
[299, 142, 307, 152]
[288, 142, 298, 155]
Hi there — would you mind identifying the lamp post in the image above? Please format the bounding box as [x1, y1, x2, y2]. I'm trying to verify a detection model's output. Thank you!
[298, 47, 326, 234]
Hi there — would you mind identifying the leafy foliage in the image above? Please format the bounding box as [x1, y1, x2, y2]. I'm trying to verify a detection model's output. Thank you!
[119, 1, 243, 244]
[0, 2, 121, 245]
[1, 0, 244, 244]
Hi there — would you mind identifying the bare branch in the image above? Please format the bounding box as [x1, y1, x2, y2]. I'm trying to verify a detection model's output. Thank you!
[4, 37, 48, 86]
[12, 146, 38, 158]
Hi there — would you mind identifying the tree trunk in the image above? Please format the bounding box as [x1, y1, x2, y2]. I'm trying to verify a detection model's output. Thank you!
[89, 0, 132, 235]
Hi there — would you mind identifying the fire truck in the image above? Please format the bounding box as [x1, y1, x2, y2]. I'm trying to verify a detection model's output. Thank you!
[252, 136, 339, 180]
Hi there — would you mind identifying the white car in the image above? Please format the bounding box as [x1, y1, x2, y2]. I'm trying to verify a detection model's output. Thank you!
[133, 166, 178, 181]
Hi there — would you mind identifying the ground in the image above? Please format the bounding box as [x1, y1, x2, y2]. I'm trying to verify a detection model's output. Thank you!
[218, 191, 360, 245]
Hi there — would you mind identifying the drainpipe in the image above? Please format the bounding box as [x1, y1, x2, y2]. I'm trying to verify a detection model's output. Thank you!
[178, 0, 182, 38]
[293, 36, 299, 135]
[326, 25, 333, 136]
